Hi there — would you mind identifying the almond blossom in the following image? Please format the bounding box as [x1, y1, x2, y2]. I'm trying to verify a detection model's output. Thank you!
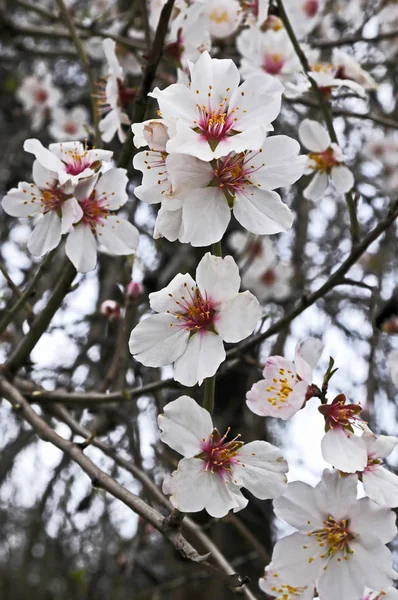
[158, 395, 288, 517]
[64, 168, 139, 273]
[49, 106, 90, 141]
[148, 135, 306, 247]
[17, 72, 61, 130]
[149, 51, 284, 161]
[283, 0, 324, 39]
[23, 139, 113, 189]
[299, 119, 354, 201]
[166, 1, 212, 67]
[318, 393, 368, 473]
[246, 338, 323, 419]
[243, 0, 269, 27]
[203, 0, 242, 39]
[128, 252, 260, 386]
[354, 432, 398, 508]
[259, 564, 314, 600]
[2, 161, 82, 257]
[271, 469, 397, 599]
[332, 49, 377, 91]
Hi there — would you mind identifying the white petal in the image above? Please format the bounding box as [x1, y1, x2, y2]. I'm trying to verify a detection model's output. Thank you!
[173, 331, 225, 387]
[321, 428, 368, 473]
[363, 432, 398, 459]
[128, 313, 189, 367]
[2, 183, 42, 217]
[65, 224, 98, 273]
[348, 540, 396, 592]
[158, 395, 213, 458]
[248, 135, 307, 189]
[149, 272, 197, 313]
[294, 343, 313, 383]
[315, 469, 358, 520]
[180, 187, 231, 246]
[23, 138, 65, 173]
[196, 253, 241, 303]
[98, 216, 139, 255]
[32, 160, 57, 188]
[166, 153, 213, 194]
[298, 338, 324, 370]
[273, 481, 324, 531]
[61, 198, 83, 234]
[246, 379, 308, 420]
[230, 75, 284, 131]
[331, 165, 355, 194]
[95, 168, 129, 210]
[216, 291, 260, 342]
[349, 497, 398, 543]
[303, 171, 329, 201]
[154, 207, 184, 242]
[233, 188, 293, 235]
[99, 109, 120, 143]
[271, 533, 325, 587]
[27, 211, 62, 256]
[189, 51, 240, 108]
[103, 38, 123, 77]
[317, 552, 366, 600]
[299, 119, 331, 152]
[232, 440, 288, 500]
[206, 475, 248, 518]
[363, 467, 398, 508]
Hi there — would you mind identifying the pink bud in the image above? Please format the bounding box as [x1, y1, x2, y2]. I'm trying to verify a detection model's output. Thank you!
[127, 281, 144, 300]
[100, 300, 121, 321]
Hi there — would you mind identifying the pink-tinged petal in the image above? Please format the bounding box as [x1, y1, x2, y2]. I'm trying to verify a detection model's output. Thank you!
[303, 171, 329, 201]
[233, 188, 293, 235]
[173, 331, 226, 387]
[362, 467, 398, 508]
[247, 135, 307, 189]
[230, 75, 284, 130]
[321, 428, 368, 473]
[128, 313, 189, 367]
[331, 165, 355, 194]
[363, 432, 398, 459]
[32, 160, 57, 189]
[24, 138, 65, 173]
[166, 153, 213, 194]
[180, 187, 231, 246]
[232, 440, 288, 500]
[97, 216, 139, 255]
[271, 533, 325, 587]
[273, 481, 324, 532]
[216, 291, 260, 342]
[349, 497, 398, 543]
[60, 198, 83, 234]
[298, 338, 324, 370]
[316, 552, 366, 600]
[149, 272, 197, 314]
[154, 207, 184, 242]
[315, 469, 358, 520]
[246, 379, 308, 420]
[65, 224, 97, 273]
[166, 120, 217, 162]
[196, 253, 240, 303]
[27, 211, 62, 256]
[2, 183, 42, 218]
[95, 168, 129, 209]
[158, 395, 213, 458]
[299, 119, 330, 152]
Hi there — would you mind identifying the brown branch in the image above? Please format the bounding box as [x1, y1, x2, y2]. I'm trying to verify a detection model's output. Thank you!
[311, 28, 398, 49]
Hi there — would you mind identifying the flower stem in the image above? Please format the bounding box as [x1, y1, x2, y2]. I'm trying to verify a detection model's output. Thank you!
[203, 376, 215, 414]
[212, 241, 222, 257]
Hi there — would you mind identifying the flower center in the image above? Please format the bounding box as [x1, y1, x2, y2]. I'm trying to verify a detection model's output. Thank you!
[40, 185, 68, 213]
[265, 366, 298, 408]
[318, 394, 362, 432]
[208, 9, 229, 24]
[167, 283, 217, 334]
[303, 0, 319, 18]
[213, 153, 252, 201]
[80, 192, 108, 230]
[64, 122, 78, 136]
[261, 268, 276, 285]
[269, 583, 308, 599]
[197, 428, 243, 475]
[34, 88, 49, 104]
[308, 148, 339, 173]
[310, 516, 354, 558]
[264, 53, 285, 75]
[195, 104, 236, 148]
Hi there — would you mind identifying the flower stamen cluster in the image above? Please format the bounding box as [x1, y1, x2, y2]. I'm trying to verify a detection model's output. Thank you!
[309, 516, 354, 559]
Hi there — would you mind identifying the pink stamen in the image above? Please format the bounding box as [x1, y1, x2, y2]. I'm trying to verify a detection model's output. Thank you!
[198, 428, 243, 476]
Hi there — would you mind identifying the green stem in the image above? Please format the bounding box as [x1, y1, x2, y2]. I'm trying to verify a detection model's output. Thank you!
[203, 376, 215, 414]
[211, 241, 222, 257]
[7, 259, 76, 373]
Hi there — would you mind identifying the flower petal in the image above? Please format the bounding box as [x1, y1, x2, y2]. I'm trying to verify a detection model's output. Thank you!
[233, 188, 293, 235]
[61, 198, 83, 234]
[65, 224, 97, 273]
[299, 119, 331, 152]
[196, 253, 240, 303]
[303, 171, 329, 201]
[27, 211, 62, 256]
[24, 138, 65, 173]
[149, 272, 197, 313]
[248, 135, 307, 189]
[97, 216, 139, 255]
[273, 481, 324, 532]
[2, 183, 42, 218]
[180, 187, 231, 246]
[216, 291, 260, 342]
[95, 168, 129, 210]
[331, 165, 354, 194]
[173, 331, 226, 387]
[271, 533, 325, 587]
[128, 313, 189, 367]
[321, 428, 368, 473]
[154, 207, 184, 241]
[362, 466, 398, 508]
[349, 497, 398, 543]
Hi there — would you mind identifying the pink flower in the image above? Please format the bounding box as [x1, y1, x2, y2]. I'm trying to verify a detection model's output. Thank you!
[100, 300, 122, 321]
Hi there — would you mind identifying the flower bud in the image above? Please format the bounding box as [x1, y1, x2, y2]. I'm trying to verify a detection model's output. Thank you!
[143, 121, 169, 151]
[126, 281, 144, 300]
[100, 300, 121, 321]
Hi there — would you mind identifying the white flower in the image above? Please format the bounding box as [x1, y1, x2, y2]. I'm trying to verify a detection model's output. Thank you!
[246, 339, 323, 419]
[149, 51, 284, 161]
[283, 0, 324, 40]
[98, 38, 132, 143]
[203, 0, 242, 39]
[2, 161, 82, 257]
[387, 350, 398, 387]
[299, 119, 354, 201]
[129, 252, 260, 386]
[158, 135, 305, 246]
[309, 66, 368, 98]
[65, 168, 139, 273]
[167, 1, 212, 66]
[158, 395, 288, 517]
[271, 469, 397, 598]
[23, 139, 113, 190]
[259, 564, 314, 600]
[243, 0, 269, 27]
[237, 28, 301, 82]
[332, 49, 377, 91]
[230, 232, 292, 302]
[319, 393, 368, 473]
[49, 106, 90, 141]
[17, 72, 61, 130]
[362, 587, 398, 600]
[355, 432, 398, 508]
